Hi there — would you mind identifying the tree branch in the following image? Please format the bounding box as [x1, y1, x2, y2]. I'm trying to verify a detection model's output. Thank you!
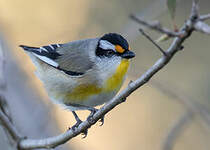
[190, 0, 199, 20]
[130, 14, 183, 37]
[199, 14, 210, 21]
[138, 28, 168, 56]
[190, 0, 210, 35]
[194, 21, 210, 34]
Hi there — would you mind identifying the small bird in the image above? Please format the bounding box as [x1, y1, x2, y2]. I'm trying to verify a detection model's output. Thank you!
[20, 33, 135, 130]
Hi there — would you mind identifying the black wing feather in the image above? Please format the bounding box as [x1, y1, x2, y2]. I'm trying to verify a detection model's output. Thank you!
[19, 44, 84, 76]
[20, 44, 61, 60]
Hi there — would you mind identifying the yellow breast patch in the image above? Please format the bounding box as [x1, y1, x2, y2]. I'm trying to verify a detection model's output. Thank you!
[105, 59, 130, 91]
[65, 59, 130, 102]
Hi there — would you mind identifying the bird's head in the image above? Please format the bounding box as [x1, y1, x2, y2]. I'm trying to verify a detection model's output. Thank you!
[96, 33, 135, 59]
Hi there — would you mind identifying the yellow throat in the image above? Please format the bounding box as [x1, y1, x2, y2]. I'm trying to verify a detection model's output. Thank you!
[66, 59, 130, 101]
[105, 59, 130, 91]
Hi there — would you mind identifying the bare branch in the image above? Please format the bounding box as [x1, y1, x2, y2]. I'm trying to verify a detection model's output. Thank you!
[138, 28, 168, 56]
[190, 0, 199, 20]
[199, 14, 210, 21]
[130, 14, 183, 37]
[194, 21, 210, 34]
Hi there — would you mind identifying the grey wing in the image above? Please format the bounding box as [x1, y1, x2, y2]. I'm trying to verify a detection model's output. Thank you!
[20, 38, 99, 76]
[55, 38, 99, 74]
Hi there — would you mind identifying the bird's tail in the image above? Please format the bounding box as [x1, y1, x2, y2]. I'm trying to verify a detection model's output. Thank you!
[19, 45, 40, 52]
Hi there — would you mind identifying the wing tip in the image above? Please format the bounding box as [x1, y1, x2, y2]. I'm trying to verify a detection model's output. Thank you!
[19, 45, 27, 49]
[19, 45, 39, 51]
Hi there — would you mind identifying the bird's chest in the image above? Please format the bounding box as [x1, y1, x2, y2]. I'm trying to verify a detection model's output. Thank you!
[67, 59, 130, 101]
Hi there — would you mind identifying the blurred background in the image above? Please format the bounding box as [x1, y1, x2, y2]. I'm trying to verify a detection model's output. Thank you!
[0, 0, 210, 150]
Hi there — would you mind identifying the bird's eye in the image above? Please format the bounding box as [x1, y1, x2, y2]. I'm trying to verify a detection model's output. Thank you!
[105, 50, 114, 57]
[96, 48, 115, 58]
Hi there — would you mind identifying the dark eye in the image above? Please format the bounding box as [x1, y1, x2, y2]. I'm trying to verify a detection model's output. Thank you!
[96, 48, 115, 58]
[105, 50, 114, 57]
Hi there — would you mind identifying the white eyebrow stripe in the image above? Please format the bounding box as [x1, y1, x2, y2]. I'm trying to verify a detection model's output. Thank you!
[99, 40, 116, 51]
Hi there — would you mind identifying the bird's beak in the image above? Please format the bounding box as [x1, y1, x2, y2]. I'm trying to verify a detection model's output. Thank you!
[121, 50, 135, 59]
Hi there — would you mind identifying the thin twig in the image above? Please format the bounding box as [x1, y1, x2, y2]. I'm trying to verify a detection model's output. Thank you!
[130, 14, 182, 37]
[190, 0, 199, 20]
[138, 28, 168, 56]
[199, 14, 210, 21]
[194, 21, 210, 34]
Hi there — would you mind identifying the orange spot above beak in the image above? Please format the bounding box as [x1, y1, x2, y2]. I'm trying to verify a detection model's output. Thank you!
[115, 45, 125, 53]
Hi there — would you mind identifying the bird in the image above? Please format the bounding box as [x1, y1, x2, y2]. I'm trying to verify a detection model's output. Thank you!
[20, 33, 135, 133]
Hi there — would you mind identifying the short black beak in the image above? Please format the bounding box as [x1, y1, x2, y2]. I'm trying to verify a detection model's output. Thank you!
[121, 50, 135, 59]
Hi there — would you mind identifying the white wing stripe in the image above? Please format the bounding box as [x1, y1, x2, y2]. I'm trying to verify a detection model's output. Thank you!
[40, 47, 48, 52]
[48, 44, 54, 50]
[34, 54, 59, 67]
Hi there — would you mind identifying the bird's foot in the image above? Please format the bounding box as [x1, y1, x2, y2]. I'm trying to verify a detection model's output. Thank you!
[69, 117, 89, 138]
[69, 111, 88, 138]
[87, 108, 105, 126]
[70, 119, 82, 131]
